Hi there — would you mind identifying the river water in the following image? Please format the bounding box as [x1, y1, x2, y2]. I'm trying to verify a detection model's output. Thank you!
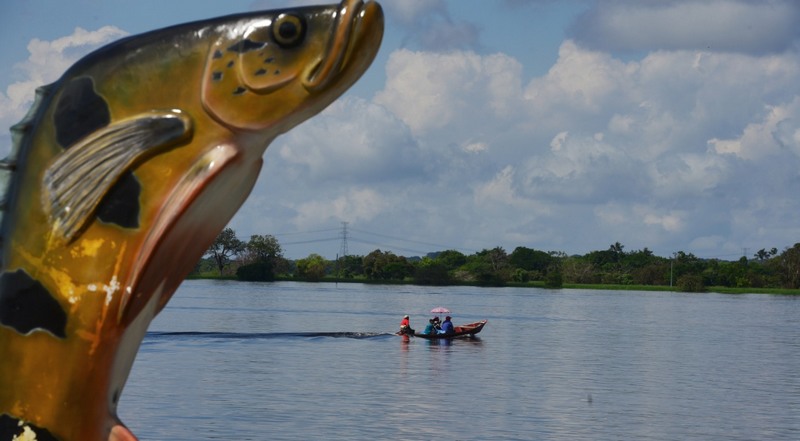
[118, 280, 800, 440]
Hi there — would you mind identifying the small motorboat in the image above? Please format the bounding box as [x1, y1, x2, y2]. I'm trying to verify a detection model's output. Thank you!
[397, 320, 487, 339]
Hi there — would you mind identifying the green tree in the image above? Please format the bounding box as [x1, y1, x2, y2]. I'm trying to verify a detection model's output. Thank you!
[631, 260, 670, 285]
[544, 264, 563, 288]
[622, 247, 657, 269]
[296, 253, 328, 281]
[206, 228, 245, 275]
[244, 234, 283, 264]
[511, 268, 531, 283]
[561, 256, 598, 284]
[462, 247, 510, 286]
[191, 257, 216, 276]
[672, 251, 704, 278]
[509, 246, 554, 274]
[335, 255, 363, 278]
[236, 262, 274, 281]
[609, 241, 625, 258]
[433, 250, 467, 270]
[776, 243, 800, 288]
[676, 274, 705, 292]
[238, 234, 284, 280]
[754, 247, 778, 262]
[363, 250, 412, 280]
[586, 243, 624, 268]
[706, 258, 769, 288]
[414, 257, 451, 285]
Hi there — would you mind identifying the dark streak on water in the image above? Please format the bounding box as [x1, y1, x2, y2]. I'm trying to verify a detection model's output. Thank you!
[146, 331, 394, 340]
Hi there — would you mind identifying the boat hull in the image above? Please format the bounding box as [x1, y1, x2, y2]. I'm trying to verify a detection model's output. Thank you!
[401, 320, 487, 339]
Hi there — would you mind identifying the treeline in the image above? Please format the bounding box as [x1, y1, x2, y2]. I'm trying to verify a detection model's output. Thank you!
[196, 229, 800, 292]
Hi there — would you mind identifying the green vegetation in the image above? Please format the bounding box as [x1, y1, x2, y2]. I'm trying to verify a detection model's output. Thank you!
[194, 230, 800, 294]
[198, 230, 288, 282]
[295, 254, 327, 282]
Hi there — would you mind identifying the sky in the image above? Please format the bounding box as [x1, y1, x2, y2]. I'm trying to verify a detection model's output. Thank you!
[2, 0, 800, 261]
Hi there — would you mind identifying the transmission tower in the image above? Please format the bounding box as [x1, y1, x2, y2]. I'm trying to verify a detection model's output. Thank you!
[339, 221, 349, 259]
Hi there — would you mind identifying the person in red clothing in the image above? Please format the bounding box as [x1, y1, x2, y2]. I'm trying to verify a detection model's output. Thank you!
[399, 315, 414, 335]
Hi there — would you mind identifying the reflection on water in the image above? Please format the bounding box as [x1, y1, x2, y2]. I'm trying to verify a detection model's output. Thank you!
[120, 281, 800, 441]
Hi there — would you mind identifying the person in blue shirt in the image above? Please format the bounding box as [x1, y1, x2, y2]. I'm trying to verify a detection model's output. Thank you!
[439, 316, 454, 335]
[421, 319, 436, 335]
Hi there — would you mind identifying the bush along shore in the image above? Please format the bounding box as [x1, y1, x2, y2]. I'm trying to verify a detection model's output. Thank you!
[198, 230, 800, 294]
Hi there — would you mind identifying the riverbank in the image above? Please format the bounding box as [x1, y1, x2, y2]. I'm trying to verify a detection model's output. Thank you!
[186, 275, 799, 295]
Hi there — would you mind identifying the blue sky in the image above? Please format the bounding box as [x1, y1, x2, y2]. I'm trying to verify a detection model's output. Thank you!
[3, 0, 800, 260]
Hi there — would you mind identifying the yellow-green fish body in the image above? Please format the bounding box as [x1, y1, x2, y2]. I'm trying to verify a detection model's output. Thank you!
[0, 1, 382, 439]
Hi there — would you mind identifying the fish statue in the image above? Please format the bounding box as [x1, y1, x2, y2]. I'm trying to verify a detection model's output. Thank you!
[0, 1, 383, 439]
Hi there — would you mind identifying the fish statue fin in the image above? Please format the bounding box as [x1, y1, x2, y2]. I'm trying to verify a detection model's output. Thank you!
[43, 110, 192, 241]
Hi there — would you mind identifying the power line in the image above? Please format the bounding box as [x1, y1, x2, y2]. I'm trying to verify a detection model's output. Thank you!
[280, 237, 340, 246]
[349, 227, 476, 253]
[271, 227, 341, 236]
[349, 237, 434, 256]
[271, 224, 759, 261]
[274, 225, 468, 257]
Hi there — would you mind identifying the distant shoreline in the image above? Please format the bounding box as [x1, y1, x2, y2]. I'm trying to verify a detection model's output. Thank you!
[186, 275, 799, 295]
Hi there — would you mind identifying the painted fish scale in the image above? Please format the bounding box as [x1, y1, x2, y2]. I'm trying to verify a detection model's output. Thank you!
[0, 1, 383, 440]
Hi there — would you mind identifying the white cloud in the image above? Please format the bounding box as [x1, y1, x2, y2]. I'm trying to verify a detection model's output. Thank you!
[550, 131, 568, 151]
[1, 26, 128, 157]
[640, 209, 685, 233]
[709, 98, 800, 159]
[232, 5, 800, 258]
[244, 31, 800, 254]
[462, 140, 488, 153]
[277, 97, 422, 184]
[292, 187, 388, 230]
[520, 131, 647, 203]
[375, 49, 525, 137]
[474, 165, 544, 212]
[525, 40, 635, 115]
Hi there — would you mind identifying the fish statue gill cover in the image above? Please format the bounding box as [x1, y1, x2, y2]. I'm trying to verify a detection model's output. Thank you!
[0, 1, 383, 440]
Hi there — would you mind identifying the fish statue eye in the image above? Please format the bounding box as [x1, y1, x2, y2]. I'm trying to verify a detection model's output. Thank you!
[273, 14, 305, 47]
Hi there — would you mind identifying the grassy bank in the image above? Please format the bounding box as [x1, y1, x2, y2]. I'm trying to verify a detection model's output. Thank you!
[187, 274, 798, 295]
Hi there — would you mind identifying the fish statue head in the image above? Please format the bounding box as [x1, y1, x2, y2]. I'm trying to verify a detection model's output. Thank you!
[203, 0, 383, 133]
[0, 1, 383, 440]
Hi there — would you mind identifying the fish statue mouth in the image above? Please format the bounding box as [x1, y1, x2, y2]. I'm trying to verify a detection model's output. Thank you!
[304, 0, 382, 92]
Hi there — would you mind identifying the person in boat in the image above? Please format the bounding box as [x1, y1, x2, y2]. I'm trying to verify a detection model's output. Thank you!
[399, 315, 414, 335]
[432, 316, 441, 331]
[438, 316, 454, 335]
[421, 318, 436, 335]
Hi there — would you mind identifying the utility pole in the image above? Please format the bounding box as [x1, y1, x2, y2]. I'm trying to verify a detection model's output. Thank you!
[339, 221, 349, 261]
